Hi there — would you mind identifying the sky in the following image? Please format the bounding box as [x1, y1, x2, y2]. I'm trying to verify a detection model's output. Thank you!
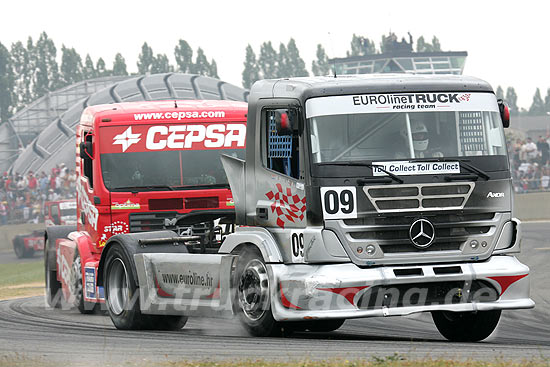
[0, 0, 548, 110]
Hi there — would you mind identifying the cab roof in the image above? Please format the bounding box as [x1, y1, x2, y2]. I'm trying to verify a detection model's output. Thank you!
[250, 74, 495, 102]
[81, 100, 248, 126]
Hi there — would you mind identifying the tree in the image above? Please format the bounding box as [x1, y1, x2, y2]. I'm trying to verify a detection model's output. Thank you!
[277, 43, 290, 78]
[112, 53, 128, 76]
[312, 44, 331, 76]
[258, 41, 278, 79]
[60, 45, 83, 86]
[528, 88, 545, 115]
[33, 32, 60, 98]
[496, 86, 504, 101]
[286, 38, 308, 77]
[544, 88, 550, 114]
[505, 87, 519, 115]
[174, 39, 193, 73]
[151, 53, 171, 74]
[96, 57, 108, 77]
[431, 36, 442, 51]
[242, 44, 260, 89]
[193, 48, 211, 76]
[137, 42, 154, 74]
[0, 42, 14, 122]
[11, 40, 33, 110]
[83, 54, 97, 79]
[209, 59, 219, 79]
[348, 34, 376, 56]
[416, 36, 434, 52]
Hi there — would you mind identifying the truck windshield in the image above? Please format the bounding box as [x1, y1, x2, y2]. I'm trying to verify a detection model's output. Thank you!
[307, 92, 507, 163]
[99, 122, 246, 191]
[101, 149, 244, 191]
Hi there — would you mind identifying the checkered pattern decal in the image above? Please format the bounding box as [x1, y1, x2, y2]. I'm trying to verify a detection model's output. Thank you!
[265, 183, 306, 229]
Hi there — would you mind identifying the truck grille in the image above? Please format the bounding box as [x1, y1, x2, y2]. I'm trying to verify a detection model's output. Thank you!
[325, 211, 504, 265]
[129, 212, 212, 236]
[129, 212, 179, 232]
[363, 183, 474, 213]
[343, 212, 494, 255]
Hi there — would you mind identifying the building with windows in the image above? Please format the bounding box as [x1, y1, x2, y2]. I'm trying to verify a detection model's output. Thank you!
[330, 36, 467, 76]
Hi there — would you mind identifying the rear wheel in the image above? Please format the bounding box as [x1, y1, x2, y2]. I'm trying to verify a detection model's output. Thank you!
[44, 240, 62, 308]
[104, 243, 187, 330]
[71, 251, 97, 314]
[432, 310, 501, 342]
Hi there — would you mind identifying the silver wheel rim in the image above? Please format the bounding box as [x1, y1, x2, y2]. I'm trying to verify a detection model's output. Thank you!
[107, 258, 129, 315]
[238, 259, 269, 321]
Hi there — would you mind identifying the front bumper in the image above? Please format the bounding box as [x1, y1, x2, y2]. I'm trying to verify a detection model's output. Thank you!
[270, 255, 533, 321]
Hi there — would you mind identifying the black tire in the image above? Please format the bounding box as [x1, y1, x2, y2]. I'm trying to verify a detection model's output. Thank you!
[44, 240, 62, 308]
[13, 236, 25, 259]
[71, 250, 97, 314]
[233, 246, 282, 337]
[304, 319, 346, 332]
[11, 73, 248, 175]
[104, 243, 187, 330]
[431, 310, 501, 342]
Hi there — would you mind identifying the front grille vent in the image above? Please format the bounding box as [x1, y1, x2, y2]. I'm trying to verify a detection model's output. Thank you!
[363, 182, 474, 213]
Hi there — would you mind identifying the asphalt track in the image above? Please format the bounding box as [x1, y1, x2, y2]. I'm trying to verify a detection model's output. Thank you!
[0, 222, 549, 365]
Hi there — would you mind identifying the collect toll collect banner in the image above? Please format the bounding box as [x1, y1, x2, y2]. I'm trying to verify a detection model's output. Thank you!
[100, 122, 246, 154]
[305, 92, 499, 118]
[372, 161, 460, 176]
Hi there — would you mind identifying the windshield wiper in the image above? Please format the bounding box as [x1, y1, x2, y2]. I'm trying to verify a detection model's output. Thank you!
[316, 161, 404, 184]
[409, 157, 490, 180]
[171, 183, 231, 190]
[111, 185, 175, 192]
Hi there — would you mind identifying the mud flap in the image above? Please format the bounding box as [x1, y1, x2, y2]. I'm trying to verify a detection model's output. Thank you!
[134, 253, 236, 317]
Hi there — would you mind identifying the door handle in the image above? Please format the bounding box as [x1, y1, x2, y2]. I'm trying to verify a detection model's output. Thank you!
[256, 207, 268, 220]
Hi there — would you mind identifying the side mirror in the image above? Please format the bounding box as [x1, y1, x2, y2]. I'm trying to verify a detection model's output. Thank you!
[79, 141, 93, 159]
[274, 108, 300, 136]
[497, 99, 510, 128]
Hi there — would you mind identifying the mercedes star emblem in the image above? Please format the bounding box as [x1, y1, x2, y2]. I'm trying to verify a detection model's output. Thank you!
[409, 218, 435, 249]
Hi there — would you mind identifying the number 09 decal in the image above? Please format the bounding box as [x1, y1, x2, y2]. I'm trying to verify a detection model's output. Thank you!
[291, 231, 305, 263]
[320, 187, 357, 219]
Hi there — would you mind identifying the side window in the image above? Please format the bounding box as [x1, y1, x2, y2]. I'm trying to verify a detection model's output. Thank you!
[82, 131, 94, 189]
[264, 108, 300, 180]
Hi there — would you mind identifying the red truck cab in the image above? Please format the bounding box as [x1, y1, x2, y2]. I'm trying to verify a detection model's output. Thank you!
[45, 100, 247, 311]
[44, 199, 77, 226]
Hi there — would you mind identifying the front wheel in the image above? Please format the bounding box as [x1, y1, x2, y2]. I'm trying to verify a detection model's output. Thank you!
[233, 247, 281, 337]
[104, 243, 187, 330]
[13, 236, 33, 258]
[432, 310, 501, 342]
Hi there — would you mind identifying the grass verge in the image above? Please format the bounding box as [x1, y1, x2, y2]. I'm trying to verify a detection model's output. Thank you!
[0, 260, 44, 300]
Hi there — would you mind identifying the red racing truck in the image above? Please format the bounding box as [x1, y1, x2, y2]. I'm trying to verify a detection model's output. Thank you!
[13, 199, 76, 259]
[45, 100, 247, 316]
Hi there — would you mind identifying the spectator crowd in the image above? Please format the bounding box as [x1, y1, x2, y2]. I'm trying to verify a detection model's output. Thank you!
[0, 163, 76, 225]
[509, 135, 550, 193]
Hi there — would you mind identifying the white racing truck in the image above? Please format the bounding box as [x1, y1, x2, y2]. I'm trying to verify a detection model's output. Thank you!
[103, 74, 533, 341]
